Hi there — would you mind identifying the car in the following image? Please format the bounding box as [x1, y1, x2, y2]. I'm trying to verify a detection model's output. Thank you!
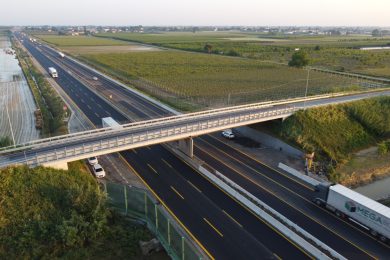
[93, 76, 98, 81]
[222, 129, 235, 139]
[88, 156, 98, 165]
[92, 164, 106, 178]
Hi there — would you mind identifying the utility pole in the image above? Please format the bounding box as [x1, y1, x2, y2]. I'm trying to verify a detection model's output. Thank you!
[303, 67, 310, 110]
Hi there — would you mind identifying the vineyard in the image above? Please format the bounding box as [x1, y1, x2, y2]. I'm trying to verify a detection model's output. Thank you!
[98, 32, 390, 77]
[80, 50, 368, 111]
[35, 35, 127, 46]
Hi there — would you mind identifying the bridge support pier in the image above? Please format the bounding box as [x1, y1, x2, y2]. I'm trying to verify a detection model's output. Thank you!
[178, 137, 194, 158]
[42, 161, 69, 170]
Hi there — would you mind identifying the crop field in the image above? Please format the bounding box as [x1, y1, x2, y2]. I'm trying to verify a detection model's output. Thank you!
[98, 32, 390, 78]
[35, 35, 128, 46]
[98, 31, 257, 44]
[61, 45, 160, 55]
[79, 50, 367, 110]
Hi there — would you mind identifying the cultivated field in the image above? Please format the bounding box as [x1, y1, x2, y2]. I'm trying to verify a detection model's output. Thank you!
[37, 33, 387, 111]
[79, 50, 364, 110]
[98, 32, 390, 78]
[62, 45, 159, 55]
[35, 35, 128, 46]
[0, 36, 40, 144]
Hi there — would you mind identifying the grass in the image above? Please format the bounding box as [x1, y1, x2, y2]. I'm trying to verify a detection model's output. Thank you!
[35, 35, 128, 46]
[268, 96, 390, 182]
[78, 50, 361, 110]
[336, 147, 390, 187]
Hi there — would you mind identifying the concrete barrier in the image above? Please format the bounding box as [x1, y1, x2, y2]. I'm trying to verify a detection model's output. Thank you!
[278, 162, 321, 187]
[197, 166, 342, 260]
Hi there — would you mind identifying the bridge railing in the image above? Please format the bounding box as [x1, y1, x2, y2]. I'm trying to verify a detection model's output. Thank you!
[0, 107, 298, 168]
[1, 89, 386, 155]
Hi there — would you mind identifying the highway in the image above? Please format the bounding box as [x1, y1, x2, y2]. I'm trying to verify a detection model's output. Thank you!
[15, 33, 311, 259]
[16, 33, 390, 258]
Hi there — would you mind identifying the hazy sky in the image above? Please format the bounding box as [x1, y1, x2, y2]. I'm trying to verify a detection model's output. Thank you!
[1, 0, 389, 26]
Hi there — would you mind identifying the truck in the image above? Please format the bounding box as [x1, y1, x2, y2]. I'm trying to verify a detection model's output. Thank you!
[102, 117, 122, 129]
[314, 183, 390, 242]
[48, 67, 58, 78]
[58, 52, 65, 58]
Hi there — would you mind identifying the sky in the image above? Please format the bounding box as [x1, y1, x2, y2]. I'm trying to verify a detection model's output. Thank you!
[1, 0, 389, 26]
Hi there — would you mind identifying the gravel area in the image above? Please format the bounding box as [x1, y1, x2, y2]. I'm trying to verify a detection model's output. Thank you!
[0, 37, 40, 144]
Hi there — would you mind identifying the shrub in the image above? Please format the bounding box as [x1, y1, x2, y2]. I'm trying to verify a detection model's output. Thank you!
[288, 51, 310, 67]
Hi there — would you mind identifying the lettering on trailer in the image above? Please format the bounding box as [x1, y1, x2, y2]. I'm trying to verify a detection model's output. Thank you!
[345, 201, 390, 229]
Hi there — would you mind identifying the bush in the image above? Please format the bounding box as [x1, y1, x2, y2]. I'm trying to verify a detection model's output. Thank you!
[378, 140, 390, 155]
[0, 166, 107, 258]
[0, 136, 12, 148]
[288, 51, 310, 67]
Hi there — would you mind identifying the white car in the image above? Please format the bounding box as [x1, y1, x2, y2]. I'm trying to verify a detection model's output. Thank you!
[222, 129, 235, 139]
[92, 164, 106, 178]
[88, 156, 98, 165]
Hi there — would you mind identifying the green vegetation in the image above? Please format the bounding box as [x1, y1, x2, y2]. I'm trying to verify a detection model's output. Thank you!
[97, 32, 390, 78]
[378, 140, 390, 155]
[273, 97, 390, 182]
[0, 136, 12, 147]
[13, 38, 67, 136]
[78, 50, 358, 111]
[35, 35, 128, 46]
[0, 165, 152, 258]
[289, 51, 310, 67]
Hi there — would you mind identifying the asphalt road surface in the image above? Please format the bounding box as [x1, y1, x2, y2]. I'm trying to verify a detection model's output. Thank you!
[14, 33, 312, 260]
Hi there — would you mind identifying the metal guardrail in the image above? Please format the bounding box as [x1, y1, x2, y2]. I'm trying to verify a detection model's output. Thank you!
[0, 106, 297, 168]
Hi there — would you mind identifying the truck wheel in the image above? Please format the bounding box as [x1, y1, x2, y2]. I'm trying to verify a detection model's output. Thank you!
[370, 230, 378, 237]
[379, 236, 387, 242]
[315, 200, 322, 206]
[335, 211, 345, 218]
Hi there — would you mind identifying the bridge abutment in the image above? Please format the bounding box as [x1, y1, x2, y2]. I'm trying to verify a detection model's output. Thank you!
[42, 161, 69, 171]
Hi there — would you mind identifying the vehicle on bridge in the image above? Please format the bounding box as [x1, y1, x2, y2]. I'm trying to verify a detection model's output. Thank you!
[314, 183, 390, 242]
[48, 67, 58, 78]
[58, 51, 65, 58]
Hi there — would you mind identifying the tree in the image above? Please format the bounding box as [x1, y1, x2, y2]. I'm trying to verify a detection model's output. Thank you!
[372, 29, 382, 37]
[288, 51, 310, 68]
[204, 43, 213, 54]
[0, 166, 108, 258]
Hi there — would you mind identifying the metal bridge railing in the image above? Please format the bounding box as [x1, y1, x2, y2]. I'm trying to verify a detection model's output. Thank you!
[0, 107, 298, 168]
[0, 89, 379, 154]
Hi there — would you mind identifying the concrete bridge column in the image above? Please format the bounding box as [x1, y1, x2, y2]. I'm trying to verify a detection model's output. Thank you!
[178, 137, 194, 158]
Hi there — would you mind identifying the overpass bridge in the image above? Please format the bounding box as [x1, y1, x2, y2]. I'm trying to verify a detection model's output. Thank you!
[1, 89, 389, 169]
